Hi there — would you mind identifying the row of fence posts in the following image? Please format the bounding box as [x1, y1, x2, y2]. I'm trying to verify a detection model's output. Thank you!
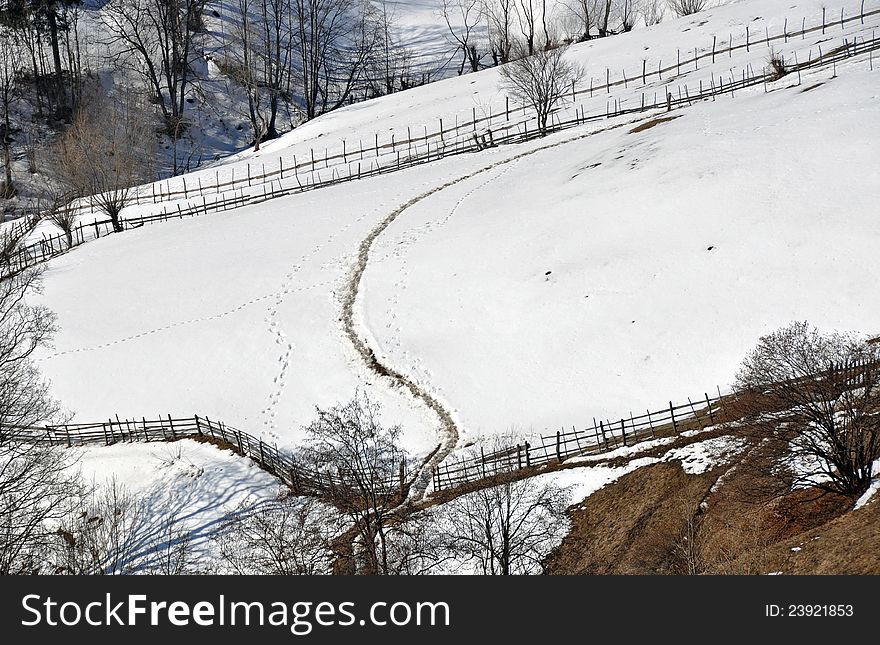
[4, 15, 879, 281]
[120, 5, 877, 209]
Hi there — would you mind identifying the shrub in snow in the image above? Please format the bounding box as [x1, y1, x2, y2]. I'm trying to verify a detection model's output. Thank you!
[734, 321, 880, 499]
[667, 0, 706, 17]
[299, 393, 409, 574]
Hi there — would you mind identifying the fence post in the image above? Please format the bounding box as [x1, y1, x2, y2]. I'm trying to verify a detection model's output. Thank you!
[236, 430, 243, 453]
[669, 401, 677, 433]
[517, 444, 522, 469]
[712, 35, 716, 63]
[647, 409, 655, 439]
[556, 430, 562, 462]
[525, 441, 531, 467]
[705, 393, 716, 425]
[167, 414, 176, 439]
[195, 415, 203, 435]
[620, 418, 627, 446]
[398, 457, 406, 498]
[600, 421, 608, 449]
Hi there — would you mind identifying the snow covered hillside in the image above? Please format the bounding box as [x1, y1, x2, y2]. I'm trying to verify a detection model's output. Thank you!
[28, 0, 880, 462]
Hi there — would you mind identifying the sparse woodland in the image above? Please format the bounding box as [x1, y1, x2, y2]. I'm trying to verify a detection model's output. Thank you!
[1, 0, 878, 577]
[0, 0, 688, 218]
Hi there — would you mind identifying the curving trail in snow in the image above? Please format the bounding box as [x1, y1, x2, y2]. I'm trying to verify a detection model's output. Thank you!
[342, 121, 632, 501]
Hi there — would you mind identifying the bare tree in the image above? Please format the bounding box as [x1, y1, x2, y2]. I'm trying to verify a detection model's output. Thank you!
[54, 93, 154, 233]
[101, 0, 204, 172]
[598, 0, 612, 36]
[0, 265, 70, 575]
[435, 467, 569, 574]
[485, 0, 515, 64]
[561, 0, 599, 41]
[440, 0, 486, 74]
[540, 0, 553, 49]
[0, 28, 21, 199]
[617, 0, 637, 32]
[225, 0, 295, 148]
[0, 267, 58, 428]
[517, 0, 537, 54]
[499, 41, 584, 135]
[217, 496, 340, 574]
[229, 0, 269, 151]
[291, 0, 378, 119]
[667, 0, 705, 17]
[44, 194, 78, 249]
[734, 321, 880, 499]
[300, 393, 408, 575]
[362, 1, 418, 95]
[641, 0, 665, 26]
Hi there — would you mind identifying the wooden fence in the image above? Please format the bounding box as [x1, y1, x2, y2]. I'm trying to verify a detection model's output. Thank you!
[0, 414, 410, 499]
[23, 3, 880, 226]
[431, 391, 725, 491]
[431, 357, 879, 492]
[0, 9, 880, 279]
[111, 4, 880, 206]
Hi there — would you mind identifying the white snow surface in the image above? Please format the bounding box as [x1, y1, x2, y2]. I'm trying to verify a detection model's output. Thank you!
[71, 439, 286, 556]
[28, 0, 880, 459]
[854, 458, 880, 509]
[661, 435, 748, 474]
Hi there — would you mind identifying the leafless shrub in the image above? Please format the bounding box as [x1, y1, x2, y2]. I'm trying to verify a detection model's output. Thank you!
[54, 479, 201, 575]
[42, 193, 78, 249]
[500, 41, 585, 135]
[641, 0, 666, 25]
[733, 321, 880, 499]
[216, 496, 341, 575]
[54, 479, 145, 574]
[667, 0, 705, 17]
[670, 495, 704, 574]
[434, 446, 570, 574]
[300, 393, 408, 574]
[53, 91, 154, 233]
[767, 52, 789, 80]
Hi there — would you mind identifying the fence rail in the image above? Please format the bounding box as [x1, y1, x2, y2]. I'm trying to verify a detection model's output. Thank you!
[1, 358, 876, 498]
[431, 357, 879, 492]
[431, 392, 724, 491]
[0, 414, 410, 499]
[2, 10, 878, 279]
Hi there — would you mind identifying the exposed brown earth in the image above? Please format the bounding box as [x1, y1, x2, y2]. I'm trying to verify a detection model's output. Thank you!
[544, 418, 875, 575]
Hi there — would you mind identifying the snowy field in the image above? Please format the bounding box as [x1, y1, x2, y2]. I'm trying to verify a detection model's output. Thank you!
[71, 439, 285, 559]
[28, 0, 880, 462]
